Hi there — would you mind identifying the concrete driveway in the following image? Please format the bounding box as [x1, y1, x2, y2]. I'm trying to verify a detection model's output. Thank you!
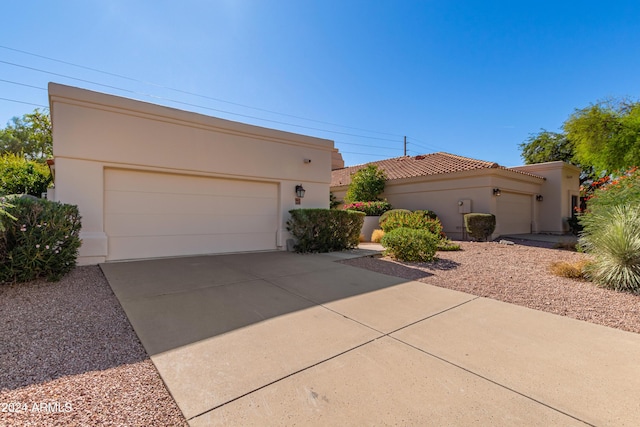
[101, 250, 640, 426]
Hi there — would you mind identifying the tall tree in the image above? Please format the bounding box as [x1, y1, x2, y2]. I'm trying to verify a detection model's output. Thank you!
[0, 109, 52, 161]
[564, 99, 640, 175]
[519, 129, 594, 182]
[519, 130, 574, 164]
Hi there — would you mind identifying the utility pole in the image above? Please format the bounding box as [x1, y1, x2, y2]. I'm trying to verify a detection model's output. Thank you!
[404, 136, 407, 156]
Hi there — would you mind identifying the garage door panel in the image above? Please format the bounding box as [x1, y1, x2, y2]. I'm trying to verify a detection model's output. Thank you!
[105, 169, 277, 198]
[105, 191, 276, 216]
[108, 232, 277, 260]
[106, 213, 278, 237]
[497, 193, 532, 235]
[104, 169, 279, 260]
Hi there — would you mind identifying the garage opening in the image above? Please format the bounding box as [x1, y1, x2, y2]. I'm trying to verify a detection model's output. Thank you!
[104, 169, 279, 260]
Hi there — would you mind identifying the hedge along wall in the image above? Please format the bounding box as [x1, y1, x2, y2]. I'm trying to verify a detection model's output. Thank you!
[286, 208, 365, 253]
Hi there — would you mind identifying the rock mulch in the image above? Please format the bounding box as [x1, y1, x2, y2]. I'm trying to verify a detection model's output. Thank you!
[341, 240, 640, 334]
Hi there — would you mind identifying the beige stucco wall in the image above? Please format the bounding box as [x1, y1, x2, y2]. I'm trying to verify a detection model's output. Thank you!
[512, 162, 581, 234]
[332, 168, 545, 240]
[49, 83, 334, 264]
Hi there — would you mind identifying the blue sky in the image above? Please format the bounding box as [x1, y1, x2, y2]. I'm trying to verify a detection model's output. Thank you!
[1, 1, 639, 167]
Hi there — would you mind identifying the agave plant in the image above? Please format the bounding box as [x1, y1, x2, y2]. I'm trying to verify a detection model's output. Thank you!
[579, 204, 640, 293]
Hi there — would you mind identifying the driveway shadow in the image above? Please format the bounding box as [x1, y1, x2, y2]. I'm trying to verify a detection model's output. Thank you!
[100, 251, 411, 356]
[339, 256, 461, 282]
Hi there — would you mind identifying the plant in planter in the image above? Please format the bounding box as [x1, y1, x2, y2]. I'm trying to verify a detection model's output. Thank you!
[344, 201, 392, 242]
[343, 201, 392, 216]
[343, 165, 390, 242]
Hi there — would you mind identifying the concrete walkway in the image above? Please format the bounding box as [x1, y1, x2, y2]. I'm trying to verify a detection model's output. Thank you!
[101, 251, 640, 426]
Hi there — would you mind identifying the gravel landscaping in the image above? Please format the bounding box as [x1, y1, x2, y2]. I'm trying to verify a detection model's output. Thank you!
[1, 239, 638, 426]
[0, 266, 188, 427]
[342, 239, 640, 334]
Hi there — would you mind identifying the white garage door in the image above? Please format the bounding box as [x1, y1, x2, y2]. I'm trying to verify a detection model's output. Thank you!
[496, 193, 532, 235]
[104, 169, 278, 261]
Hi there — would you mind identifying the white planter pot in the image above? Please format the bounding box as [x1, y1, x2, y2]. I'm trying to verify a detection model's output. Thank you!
[360, 216, 381, 242]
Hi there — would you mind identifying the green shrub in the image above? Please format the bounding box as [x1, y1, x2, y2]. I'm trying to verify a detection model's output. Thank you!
[329, 192, 341, 209]
[343, 200, 392, 216]
[437, 239, 461, 251]
[345, 164, 387, 203]
[464, 213, 496, 241]
[579, 204, 640, 293]
[381, 227, 439, 262]
[413, 209, 438, 220]
[380, 210, 443, 237]
[286, 208, 364, 253]
[566, 215, 583, 236]
[379, 209, 411, 228]
[1, 197, 82, 283]
[0, 153, 52, 197]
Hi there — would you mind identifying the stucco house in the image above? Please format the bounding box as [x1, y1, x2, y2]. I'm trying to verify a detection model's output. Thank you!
[48, 83, 336, 265]
[330, 152, 580, 240]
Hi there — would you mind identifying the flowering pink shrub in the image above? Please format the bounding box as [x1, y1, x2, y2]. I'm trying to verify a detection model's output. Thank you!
[1, 197, 81, 283]
[343, 200, 392, 216]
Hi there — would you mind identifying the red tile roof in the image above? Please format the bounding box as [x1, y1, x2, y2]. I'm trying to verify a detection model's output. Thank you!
[331, 152, 543, 187]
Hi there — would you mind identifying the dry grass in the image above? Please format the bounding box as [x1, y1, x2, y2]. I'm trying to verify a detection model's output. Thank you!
[549, 259, 590, 279]
[371, 229, 385, 243]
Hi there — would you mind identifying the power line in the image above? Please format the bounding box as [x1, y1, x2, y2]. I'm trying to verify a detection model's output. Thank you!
[0, 79, 47, 91]
[334, 140, 401, 151]
[405, 136, 447, 152]
[0, 97, 47, 108]
[0, 79, 403, 152]
[0, 59, 402, 143]
[0, 45, 404, 138]
[339, 151, 395, 158]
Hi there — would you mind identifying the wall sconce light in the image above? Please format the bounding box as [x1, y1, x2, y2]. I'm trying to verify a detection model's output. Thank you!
[536, 194, 544, 202]
[295, 184, 306, 198]
[493, 188, 501, 196]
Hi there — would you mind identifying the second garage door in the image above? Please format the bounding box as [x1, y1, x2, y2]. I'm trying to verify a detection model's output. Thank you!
[104, 169, 279, 261]
[496, 192, 532, 235]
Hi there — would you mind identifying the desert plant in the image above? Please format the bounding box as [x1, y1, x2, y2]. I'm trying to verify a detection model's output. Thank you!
[345, 164, 387, 203]
[381, 227, 439, 262]
[371, 229, 385, 243]
[286, 208, 364, 253]
[1, 197, 82, 283]
[343, 200, 392, 216]
[0, 153, 51, 197]
[549, 260, 590, 279]
[579, 204, 640, 292]
[464, 213, 496, 241]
